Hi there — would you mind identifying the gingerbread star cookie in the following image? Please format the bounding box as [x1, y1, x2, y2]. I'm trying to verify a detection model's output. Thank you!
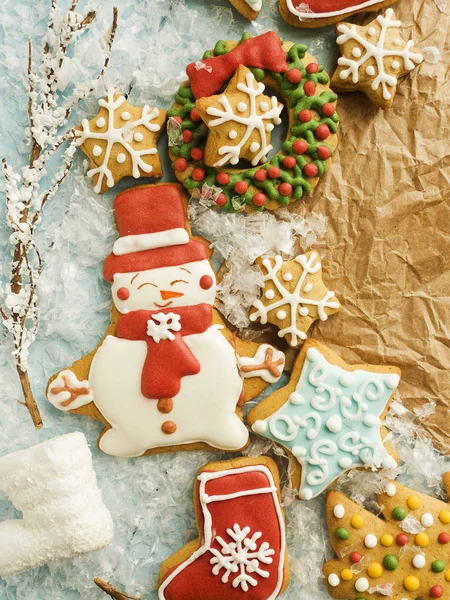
[249, 250, 341, 348]
[331, 9, 423, 109]
[75, 88, 167, 193]
[195, 65, 283, 168]
[229, 0, 262, 20]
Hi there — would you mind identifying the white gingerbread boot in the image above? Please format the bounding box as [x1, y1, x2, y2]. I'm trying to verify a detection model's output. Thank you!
[0, 432, 114, 577]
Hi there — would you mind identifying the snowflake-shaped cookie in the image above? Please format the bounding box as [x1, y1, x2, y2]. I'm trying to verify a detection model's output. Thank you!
[75, 89, 167, 193]
[195, 65, 283, 168]
[250, 250, 341, 347]
[331, 9, 423, 109]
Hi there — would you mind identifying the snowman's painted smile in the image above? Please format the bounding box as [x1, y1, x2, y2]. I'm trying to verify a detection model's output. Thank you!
[154, 300, 174, 308]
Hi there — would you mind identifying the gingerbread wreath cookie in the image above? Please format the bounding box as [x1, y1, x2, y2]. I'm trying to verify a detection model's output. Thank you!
[229, 0, 262, 20]
[247, 339, 401, 500]
[249, 250, 341, 347]
[331, 9, 423, 109]
[324, 474, 450, 600]
[169, 32, 339, 212]
[158, 456, 290, 600]
[75, 88, 167, 193]
[279, 0, 398, 28]
[46, 183, 284, 458]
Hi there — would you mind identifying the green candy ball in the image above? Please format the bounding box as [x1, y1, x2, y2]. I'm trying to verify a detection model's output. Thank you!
[335, 527, 349, 540]
[432, 559, 446, 572]
[392, 507, 407, 520]
[383, 554, 399, 571]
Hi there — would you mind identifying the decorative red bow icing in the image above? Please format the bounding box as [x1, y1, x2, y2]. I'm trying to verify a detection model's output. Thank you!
[186, 32, 288, 99]
[116, 304, 212, 399]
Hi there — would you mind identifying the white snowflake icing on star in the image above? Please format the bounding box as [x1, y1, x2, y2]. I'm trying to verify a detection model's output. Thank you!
[206, 71, 283, 167]
[210, 524, 275, 591]
[146, 313, 181, 343]
[250, 252, 340, 346]
[336, 9, 423, 101]
[75, 88, 162, 192]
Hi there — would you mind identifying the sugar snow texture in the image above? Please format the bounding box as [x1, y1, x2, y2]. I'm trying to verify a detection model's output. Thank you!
[0, 433, 113, 577]
[0, 1, 445, 599]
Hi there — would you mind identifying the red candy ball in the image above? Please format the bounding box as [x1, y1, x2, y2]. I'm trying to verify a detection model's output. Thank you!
[117, 287, 130, 301]
[304, 81, 316, 96]
[216, 172, 230, 185]
[322, 102, 335, 117]
[287, 68, 302, 83]
[279, 182, 293, 196]
[350, 552, 362, 564]
[191, 168, 205, 182]
[396, 533, 409, 546]
[315, 124, 330, 140]
[190, 108, 201, 122]
[190, 147, 203, 161]
[254, 169, 268, 182]
[253, 193, 267, 207]
[200, 275, 214, 290]
[317, 146, 331, 160]
[234, 181, 248, 195]
[299, 109, 312, 123]
[182, 129, 193, 143]
[306, 63, 319, 74]
[268, 166, 280, 179]
[283, 156, 297, 169]
[438, 532, 450, 544]
[303, 163, 318, 178]
[215, 193, 227, 206]
[174, 157, 188, 172]
[292, 140, 308, 155]
[431, 585, 443, 598]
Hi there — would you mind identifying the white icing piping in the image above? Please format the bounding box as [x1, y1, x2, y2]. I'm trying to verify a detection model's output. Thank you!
[286, 0, 386, 20]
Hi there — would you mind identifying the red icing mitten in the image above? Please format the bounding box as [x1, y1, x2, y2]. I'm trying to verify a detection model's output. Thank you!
[158, 457, 289, 600]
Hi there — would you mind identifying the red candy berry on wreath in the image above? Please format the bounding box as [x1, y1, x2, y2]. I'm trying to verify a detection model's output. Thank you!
[304, 81, 316, 96]
[174, 158, 188, 172]
[287, 68, 302, 83]
[215, 193, 227, 206]
[190, 147, 203, 161]
[396, 533, 408, 546]
[182, 129, 193, 143]
[192, 168, 205, 182]
[322, 102, 335, 117]
[317, 146, 331, 160]
[431, 585, 443, 598]
[306, 63, 319, 74]
[216, 172, 230, 186]
[199, 275, 214, 290]
[283, 156, 297, 169]
[117, 287, 130, 301]
[268, 166, 280, 179]
[253, 193, 267, 207]
[299, 109, 312, 123]
[234, 181, 248, 195]
[254, 169, 267, 182]
[350, 552, 362, 564]
[438, 532, 450, 544]
[190, 108, 201, 122]
[292, 140, 308, 155]
[304, 163, 318, 178]
[279, 182, 292, 196]
[315, 124, 330, 140]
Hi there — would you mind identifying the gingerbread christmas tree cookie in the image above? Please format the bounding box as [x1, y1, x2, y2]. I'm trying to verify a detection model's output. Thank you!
[249, 250, 341, 347]
[247, 339, 401, 500]
[324, 474, 450, 600]
[75, 88, 167, 193]
[331, 9, 423, 109]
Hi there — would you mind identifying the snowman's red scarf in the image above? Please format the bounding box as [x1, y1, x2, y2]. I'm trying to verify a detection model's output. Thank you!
[116, 304, 212, 400]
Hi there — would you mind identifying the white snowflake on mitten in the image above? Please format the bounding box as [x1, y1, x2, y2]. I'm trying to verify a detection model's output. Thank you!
[210, 524, 275, 591]
[146, 313, 181, 343]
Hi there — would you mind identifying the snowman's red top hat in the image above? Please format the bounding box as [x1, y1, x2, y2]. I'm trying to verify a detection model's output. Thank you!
[103, 184, 208, 282]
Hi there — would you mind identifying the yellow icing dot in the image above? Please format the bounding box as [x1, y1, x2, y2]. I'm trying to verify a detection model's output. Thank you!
[445, 569, 450, 582]
[403, 576, 420, 591]
[415, 533, 430, 547]
[381, 534, 394, 547]
[341, 568, 354, 581]
[351, 515, 364, 529]
[440, 510, 450, 524]
[368, 562, 383, 578]
[407, 495, 421, 510]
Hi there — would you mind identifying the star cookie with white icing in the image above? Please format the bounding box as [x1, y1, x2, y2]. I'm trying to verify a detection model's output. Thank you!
[331, 9, 423, 109]
[249, 250, 341, 348]
[75, 88, 167, 193]
[247, 339, 401, 501]
[195, 65, 283, 168]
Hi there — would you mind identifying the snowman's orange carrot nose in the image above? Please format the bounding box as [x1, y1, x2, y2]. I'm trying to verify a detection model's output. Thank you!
[160, 290, 184, 300]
